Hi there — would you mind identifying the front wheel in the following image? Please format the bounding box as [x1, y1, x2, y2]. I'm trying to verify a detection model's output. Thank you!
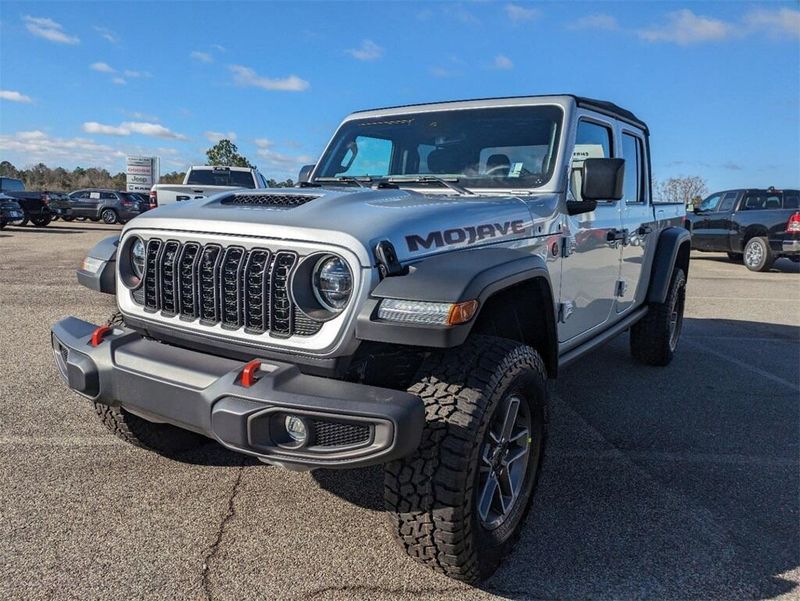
[743, 237, 774, 272]
[31, 215, 52, 227]
[101, 209, 118, 224]
[385, 335, 547, 582]
[630, 268, 686, 366]
[62, 215, 76, 222]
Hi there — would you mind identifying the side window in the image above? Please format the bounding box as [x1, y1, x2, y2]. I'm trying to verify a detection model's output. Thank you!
[718, 191, 738, 212]
[784, 191, 799, 209]
[765, 194, 782, 209]
[338, 136, 393, 177]
[100, 192, 116, 200]
[698, 194, 723, 212]
[743, 193, 765, 210]
[571, 119, 613, 201]
[621, 133, 643, 203]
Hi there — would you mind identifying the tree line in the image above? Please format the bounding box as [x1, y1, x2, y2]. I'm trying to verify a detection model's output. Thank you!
[0, 139, 296, 192]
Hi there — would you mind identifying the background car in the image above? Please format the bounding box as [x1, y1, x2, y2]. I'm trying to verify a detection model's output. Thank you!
[65, 189, 148, 224]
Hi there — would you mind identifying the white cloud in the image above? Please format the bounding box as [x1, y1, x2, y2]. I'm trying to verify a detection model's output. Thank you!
[112, 77, 127, 85]
[505, 3, 541, 23]
[94, 26, 119, 43]
[743, 8, 800, 38]
[639, 9, 731, 45]
[0, 90, 33, 103]
[0, 130, 124, 168]
[124, 111, 159, 121]
[492, 54, 514, 70]
[83, 121, 187, 140]
[90, 62, 116, 73]
[568, 14, 619, 31]
[345, 39, 384, 61]
[24, 15, 79, 44]
[203, 131, 237, 143]
[211, 44, 226, 52]
[229, 65, 310, 92]
[123, 70, 151, 78]
[252, 139, 312, 178]
[191, 51, 213, 63]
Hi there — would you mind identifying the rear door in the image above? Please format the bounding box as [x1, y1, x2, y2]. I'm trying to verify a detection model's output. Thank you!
[616, 128, 654, 313]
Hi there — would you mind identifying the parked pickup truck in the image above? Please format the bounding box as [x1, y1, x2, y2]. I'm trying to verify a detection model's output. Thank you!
[149, 165, 267, 207]
[52, 95, 689, 583]
[0, 177, 65, 226]
[688, 187, 800, 271]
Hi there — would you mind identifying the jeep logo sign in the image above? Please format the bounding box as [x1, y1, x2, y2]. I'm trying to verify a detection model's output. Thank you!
[406, 220, 526, 252]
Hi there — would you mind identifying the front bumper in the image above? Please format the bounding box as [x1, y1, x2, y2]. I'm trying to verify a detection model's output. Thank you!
[51, 317, 424, 470]
[1, 210, 23, 222]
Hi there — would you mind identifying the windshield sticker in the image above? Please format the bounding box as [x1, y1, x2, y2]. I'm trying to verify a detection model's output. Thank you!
[509, 162, 523, 178]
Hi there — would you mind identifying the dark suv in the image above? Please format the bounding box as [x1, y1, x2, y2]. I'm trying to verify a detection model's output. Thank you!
[64, 189, 149, 224]
[688, 187, 800, 271]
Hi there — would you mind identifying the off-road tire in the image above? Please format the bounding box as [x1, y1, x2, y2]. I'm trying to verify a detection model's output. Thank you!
[31, 215, 52, 227]
[384, 335, 547, 582]
[743, 236, 774, 272]
[94, 402, 207, 456]
[727, 252, 742, 262]
[630, 268, 686, 366]
[101, 209, 118, 224]
[62, 215, 76, 222]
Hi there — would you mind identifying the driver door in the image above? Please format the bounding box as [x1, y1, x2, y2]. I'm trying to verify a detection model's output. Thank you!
[558, 115, 623, 345]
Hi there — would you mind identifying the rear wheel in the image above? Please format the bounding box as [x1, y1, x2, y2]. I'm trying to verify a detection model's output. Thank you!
[94, 403, 208, 456]
[101, 208, 118, 224]
[630, 268, 686, 366]
[385, 335, 547, 582]
[62, 215, 76, 222]
[726, 252, 742, 262]
[31, 215, 52, 227]
[743, 237, 774, 272]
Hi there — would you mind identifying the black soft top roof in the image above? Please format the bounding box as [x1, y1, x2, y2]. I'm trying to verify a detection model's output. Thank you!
[352, 94, 648, 133]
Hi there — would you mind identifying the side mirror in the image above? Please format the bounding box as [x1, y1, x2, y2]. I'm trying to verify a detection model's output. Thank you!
[581, 158, 625, 202]
[298, 164, 316, 184]
[566, 199, 598, 216]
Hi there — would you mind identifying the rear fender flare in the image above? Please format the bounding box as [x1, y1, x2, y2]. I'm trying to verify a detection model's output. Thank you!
[647, 227, 691, 304]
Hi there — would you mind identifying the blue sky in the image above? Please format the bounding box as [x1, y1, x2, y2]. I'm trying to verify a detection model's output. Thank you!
[0, 1, 798, 190]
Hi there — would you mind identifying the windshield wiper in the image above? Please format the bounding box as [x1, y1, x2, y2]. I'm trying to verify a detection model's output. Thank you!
[385, 175, 474, 196]
[314, 176, 371, 188]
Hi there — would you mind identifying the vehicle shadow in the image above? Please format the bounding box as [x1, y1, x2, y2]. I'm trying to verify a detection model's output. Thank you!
[307, 316, 799, 599]
[691, 253, 799, 273]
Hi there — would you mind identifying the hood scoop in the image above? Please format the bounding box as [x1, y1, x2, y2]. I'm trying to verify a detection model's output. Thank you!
[220, 193, 319, 209]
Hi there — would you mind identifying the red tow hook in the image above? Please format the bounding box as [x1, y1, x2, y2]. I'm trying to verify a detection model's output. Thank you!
[90, 325, 113, 347]
[240, 359, 262, 388]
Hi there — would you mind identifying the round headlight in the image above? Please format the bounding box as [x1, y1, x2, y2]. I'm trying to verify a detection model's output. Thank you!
[130, 237, 145, 279]
[312, 256, 352, 312]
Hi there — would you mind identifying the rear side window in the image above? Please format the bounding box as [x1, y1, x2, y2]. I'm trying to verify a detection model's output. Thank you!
[743, 191, 783, 210]
[621, 133, 644, 203]
[783, 191, 799, 209]
[100, 192, 117, 200]
[571, 120, 613, 201]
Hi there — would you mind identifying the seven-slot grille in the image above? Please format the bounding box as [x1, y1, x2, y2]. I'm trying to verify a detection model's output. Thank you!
[135, 238, 322, 338]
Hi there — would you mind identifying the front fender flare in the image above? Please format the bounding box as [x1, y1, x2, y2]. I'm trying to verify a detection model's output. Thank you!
[356, 246, 553, 348]
[76, 235, 119, 295]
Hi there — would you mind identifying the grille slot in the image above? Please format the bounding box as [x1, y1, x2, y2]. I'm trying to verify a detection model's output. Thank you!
[221, 194, 318, 208]
[133, 239, 322, 338]
[312, 420, 371, 448]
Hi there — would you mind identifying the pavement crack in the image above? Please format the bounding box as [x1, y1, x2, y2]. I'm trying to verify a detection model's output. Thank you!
[201, 459, 246, 601]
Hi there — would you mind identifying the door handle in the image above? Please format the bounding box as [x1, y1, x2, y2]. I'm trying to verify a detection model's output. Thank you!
[637, 225, 653, 235]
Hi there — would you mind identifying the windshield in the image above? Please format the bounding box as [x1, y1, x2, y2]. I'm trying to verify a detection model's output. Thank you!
[315, 105, 563, 190]
[186, 169, 256, 188]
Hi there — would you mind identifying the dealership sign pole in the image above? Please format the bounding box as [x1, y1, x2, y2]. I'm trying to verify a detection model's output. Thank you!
[126, 156, 160, 193]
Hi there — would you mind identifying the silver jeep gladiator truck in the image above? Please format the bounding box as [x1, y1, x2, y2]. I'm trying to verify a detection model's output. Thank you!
[52, 95, 689, 582]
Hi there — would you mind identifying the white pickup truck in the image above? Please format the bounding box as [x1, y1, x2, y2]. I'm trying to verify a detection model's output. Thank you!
[149, 165, 267, 206]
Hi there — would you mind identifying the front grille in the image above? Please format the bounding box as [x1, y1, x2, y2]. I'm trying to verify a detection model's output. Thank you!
[221, 193, 319, 208]
[135, 238, 322, 338]
[312, 420, 371, 448]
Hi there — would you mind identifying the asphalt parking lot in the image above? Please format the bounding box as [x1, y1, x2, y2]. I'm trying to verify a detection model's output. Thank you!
[1, 221, 798, 601]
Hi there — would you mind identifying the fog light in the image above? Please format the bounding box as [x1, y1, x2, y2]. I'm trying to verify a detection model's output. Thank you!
[285, 415, 308, 444]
